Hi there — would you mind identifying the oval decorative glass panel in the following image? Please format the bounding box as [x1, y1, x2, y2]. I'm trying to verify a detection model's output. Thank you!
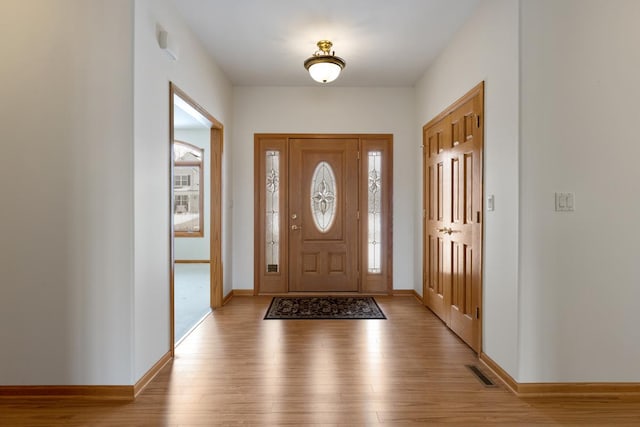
[310, 161, 337, 233]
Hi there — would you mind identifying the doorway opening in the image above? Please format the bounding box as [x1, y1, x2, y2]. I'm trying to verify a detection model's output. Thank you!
[169, 83, 223, 349]
[254, 134, 393, 294]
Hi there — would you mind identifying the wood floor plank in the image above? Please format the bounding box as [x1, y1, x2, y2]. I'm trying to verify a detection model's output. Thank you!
[1, 296, 640, 425]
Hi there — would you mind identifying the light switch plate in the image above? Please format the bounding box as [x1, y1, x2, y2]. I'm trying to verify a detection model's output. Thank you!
[487, 195, 495, 211]
[555, 192, 575, 211]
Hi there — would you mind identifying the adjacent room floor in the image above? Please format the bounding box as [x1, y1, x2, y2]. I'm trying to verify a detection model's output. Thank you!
[174, 263, 211, 344]
[2, 296, 640, 425]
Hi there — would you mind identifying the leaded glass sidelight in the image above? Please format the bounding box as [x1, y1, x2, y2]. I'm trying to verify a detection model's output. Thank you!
[368, 151, 382, 273]
[265, 151, 280, 272]
[310, 161, 337, 233]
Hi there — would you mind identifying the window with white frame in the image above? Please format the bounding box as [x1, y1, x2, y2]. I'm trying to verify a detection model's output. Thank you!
[173, 141, 204, 236]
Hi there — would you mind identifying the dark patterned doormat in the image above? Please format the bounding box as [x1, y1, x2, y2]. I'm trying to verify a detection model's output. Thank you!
[264, 296, 386, 320]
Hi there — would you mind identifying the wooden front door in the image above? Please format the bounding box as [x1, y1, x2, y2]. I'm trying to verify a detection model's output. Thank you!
[423, 83, 484, 352]
[288, 138, 359, 292]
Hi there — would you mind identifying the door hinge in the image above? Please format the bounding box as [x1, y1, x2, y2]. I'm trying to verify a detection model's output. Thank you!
[476, 307, 480, 319]
[423, 209, 426, 219]
[357, 151, 360, 160]
[476, 114, 481, 128]
[357, 211, 360, 220]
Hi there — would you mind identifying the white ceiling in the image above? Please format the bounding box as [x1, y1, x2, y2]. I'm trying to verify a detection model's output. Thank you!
[173, 95, 211, 129]
[170, 0, 480, 87]
[174, 103, 206, 129]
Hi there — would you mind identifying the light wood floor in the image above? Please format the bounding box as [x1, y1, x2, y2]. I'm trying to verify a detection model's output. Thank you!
[2, 296, 640, 426]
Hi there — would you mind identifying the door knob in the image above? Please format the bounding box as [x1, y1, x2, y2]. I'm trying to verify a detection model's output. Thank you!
[437, 227, 458, 235]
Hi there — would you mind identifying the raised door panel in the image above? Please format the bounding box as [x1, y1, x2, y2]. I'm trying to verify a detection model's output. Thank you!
[449, 241, 475, 347]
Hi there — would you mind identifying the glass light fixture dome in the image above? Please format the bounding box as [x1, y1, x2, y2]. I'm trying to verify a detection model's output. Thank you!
[304, 40, 346, 84]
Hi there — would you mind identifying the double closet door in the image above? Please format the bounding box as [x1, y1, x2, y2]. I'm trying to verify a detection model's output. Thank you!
[255, 134, 393, 294]
[423, 83, 484, 352]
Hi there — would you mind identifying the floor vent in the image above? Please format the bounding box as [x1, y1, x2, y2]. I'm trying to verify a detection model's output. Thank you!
[466, 365, 497, 387]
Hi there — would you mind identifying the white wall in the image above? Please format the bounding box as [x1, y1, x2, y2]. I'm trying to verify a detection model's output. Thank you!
[231, 86, 416, 291]
[4, 0, 636, 388]
[133, 0, 233, 381]
[414, 0, 520, 377]
[0, 0, 233, 386]
[518, 0, 640, 382]
[0, 0, 134, 384]
[174, 128, 211, 260]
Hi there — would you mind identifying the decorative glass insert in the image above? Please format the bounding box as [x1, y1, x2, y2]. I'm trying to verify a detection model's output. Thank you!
[310, 161, 337, 233]
[368, 151, 382, 273]
[265, 151, 280, 272]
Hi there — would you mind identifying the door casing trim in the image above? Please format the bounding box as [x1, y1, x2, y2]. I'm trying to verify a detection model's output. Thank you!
[169, 83, 224, 354]
[254, 133, 393, 295]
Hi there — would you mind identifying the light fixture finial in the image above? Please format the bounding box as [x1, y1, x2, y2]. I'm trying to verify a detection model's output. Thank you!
[316, 40, 333, 55]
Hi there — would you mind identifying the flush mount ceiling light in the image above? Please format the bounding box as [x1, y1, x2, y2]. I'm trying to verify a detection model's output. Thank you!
[304, 40, 346, 84]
